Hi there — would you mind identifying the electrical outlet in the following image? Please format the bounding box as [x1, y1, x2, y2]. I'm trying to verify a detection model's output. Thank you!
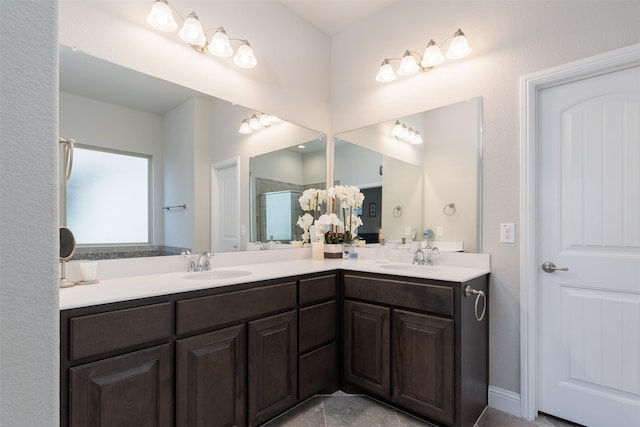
[436, 226, 444, 236]
[500, 223, 515, 243]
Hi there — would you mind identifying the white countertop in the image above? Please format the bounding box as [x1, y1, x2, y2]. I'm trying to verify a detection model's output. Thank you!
[60, 251, 490, 310]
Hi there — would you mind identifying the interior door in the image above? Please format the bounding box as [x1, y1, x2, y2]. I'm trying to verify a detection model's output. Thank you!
[211, 160, 239, 252]
[538, 65, 640, 426]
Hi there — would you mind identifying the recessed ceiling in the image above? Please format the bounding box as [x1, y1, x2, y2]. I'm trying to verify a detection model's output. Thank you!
[279, 0, 400, 36]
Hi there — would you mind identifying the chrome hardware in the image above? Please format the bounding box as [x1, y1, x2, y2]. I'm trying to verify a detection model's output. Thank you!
[412, 248, 425, 265]
[541, 262, 569, 273]
[464, 284, 486, 322]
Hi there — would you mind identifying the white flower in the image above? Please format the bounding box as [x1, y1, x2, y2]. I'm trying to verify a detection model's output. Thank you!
[348, 214, 363, 234]
[298, 188, 326, 213]
[296, 213, 315, 242]
[316, 213, 342, 233]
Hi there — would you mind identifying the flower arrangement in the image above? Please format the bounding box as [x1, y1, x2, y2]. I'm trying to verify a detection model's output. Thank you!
[321, 185, 365, 244]
[296, 188, 326, 243]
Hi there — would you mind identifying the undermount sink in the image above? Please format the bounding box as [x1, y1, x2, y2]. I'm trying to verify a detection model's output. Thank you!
[182, 270, 253, 281]
[379, 264, 440, 272]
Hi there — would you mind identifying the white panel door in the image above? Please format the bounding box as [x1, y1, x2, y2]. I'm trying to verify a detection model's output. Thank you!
[538, 65, 640, 426]
[212, 162, 239, 252]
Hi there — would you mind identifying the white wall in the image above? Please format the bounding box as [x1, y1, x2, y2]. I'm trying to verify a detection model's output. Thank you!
[0, 1, 59, 425]
[334, 142, 383, 187]
[382, 157, 423, 242]
[331, 0, 640, 398]
[60, 92, 165, 244]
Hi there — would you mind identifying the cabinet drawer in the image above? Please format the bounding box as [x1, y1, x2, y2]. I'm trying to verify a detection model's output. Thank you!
[69, 302, 173, 361]
[299, 342, 337, 399]
[344, 274, 454, 316]
[299, 274, 336, 305]
[299, 300, 336, 353]
[177, 282, 296, 335]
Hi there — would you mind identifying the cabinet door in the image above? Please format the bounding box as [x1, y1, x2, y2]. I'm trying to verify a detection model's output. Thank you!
[248, 310, 298, 426]
[69, 343, 172, 427]
[343, 300, 391, 399]
[392, 309, 454, 425]
[176, 324, 245, 427]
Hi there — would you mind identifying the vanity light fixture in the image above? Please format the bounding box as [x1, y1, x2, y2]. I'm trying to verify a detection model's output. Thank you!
[391, 120, 423, 145]
[238, 113, 281, 134]
[146, 0, 257, 69]
[376, 29, 471, 82]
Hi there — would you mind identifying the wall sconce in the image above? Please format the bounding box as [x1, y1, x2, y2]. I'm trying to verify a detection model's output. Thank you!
[146, 0, 257, 69]
[392, 120, 423, 144]
[238, 113, 281, 134]
[376, 29, 471, 82]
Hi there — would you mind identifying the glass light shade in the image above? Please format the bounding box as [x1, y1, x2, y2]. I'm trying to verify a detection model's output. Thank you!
[178, 12, 206, 46]
[391, 120, 403, 137]
[259, 113, 272, 127]
[233, 42, 257, 69]
[410, 134, 424, 145]
[397, 125, 409, 139]
[397, 52, 419, 76]
[376, 62, 396, 82]
[421, 40, 444, 67]
[209, 28, 233, 57]
[249, 114, 262, 130]
[146, 1, 177, 32]
[238, 119, 252, 134]
[446, 30, 472, 59]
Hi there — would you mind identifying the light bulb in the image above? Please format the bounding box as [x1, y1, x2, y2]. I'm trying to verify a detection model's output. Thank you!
[238, 119, 252, 134]
[446, 29, 472, 59]
[391, 120, 403, 137]
[376, 60, 396, 82]
[178, 12, 206, 46]
[146, 0, 177, 32]
[421, 39, 444, 67]
[259, 113, 272, 127]
[233, 41, 257, 69]
[249, 114, 262, 130]
[397, 51, 419, 76]
[209, 27, 233, 57]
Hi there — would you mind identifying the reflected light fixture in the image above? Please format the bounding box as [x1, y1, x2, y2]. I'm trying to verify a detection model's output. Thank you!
[392, 120, 423, 145]
[238, 113, 281, 134]
[146, 0, 257, 69]
[376, 29, 471, 82]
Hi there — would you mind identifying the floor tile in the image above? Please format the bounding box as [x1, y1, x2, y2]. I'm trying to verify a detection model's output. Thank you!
[263, 396, 325, 427]
[323, 395, 401, 427]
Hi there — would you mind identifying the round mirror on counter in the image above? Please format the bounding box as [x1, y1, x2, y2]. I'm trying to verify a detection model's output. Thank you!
[59, 226, 76, 288]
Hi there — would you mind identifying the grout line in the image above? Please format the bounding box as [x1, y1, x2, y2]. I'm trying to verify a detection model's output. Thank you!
[321, 396, 328, 427]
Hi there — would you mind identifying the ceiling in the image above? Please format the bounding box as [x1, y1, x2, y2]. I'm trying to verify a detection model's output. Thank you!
[279, 0, 399, 36]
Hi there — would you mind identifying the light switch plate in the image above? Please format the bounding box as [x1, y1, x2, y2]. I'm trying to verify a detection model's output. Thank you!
[500, 223, 515, 243]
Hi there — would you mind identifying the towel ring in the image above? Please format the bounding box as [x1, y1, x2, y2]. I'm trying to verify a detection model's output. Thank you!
[393, 206, 403, 217]
[443, 203, 456, 216]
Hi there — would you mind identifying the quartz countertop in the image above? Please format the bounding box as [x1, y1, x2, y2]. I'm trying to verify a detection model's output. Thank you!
[60, 254, 490, 310]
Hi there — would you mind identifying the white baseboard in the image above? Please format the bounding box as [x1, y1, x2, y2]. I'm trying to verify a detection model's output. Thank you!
[488, 385, 521, 417]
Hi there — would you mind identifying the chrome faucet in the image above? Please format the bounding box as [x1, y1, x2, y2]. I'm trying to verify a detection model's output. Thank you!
[426, 246, 440, 266]
[412, 248, 426, 265]
[182, 250, 213, 272]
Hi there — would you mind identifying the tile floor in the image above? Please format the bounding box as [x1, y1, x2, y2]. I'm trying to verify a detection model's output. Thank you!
[263, 392, 583, 427]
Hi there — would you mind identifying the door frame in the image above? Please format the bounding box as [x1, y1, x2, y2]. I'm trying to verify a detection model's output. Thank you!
[211, 157, 241, 252]
[519, 42, 640, 420]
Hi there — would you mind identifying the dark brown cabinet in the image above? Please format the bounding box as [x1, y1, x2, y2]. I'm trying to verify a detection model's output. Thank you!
[342, 272, 488, 427]
[248, 310, 298, 426]
[392, 309, 454, 424]
[69, 343, 173, 427]
[343, 300, 390, 398]
[176, 325, 246, 427]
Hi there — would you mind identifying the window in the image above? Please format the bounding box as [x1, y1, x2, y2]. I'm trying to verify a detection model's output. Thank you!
[66, 146, 150, 245]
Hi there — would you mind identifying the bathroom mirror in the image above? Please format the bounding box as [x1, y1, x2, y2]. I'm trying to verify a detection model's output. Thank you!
[335, 97, 483, 252]
[59, 45, 325, 258]
[249, 139, 326, 245]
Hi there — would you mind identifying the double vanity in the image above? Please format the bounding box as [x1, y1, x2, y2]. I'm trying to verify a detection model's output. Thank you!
[59, 251, 489, 427]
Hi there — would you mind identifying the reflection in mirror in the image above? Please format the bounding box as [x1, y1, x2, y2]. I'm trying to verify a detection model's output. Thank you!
[249, 139, 326, 247]
[335, 97, 482, 252]
[59, 45, 325, 258]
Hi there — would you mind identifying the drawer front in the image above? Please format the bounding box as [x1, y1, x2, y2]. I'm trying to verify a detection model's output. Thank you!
[70, 302, 173, 361]
[299, 274, 336, 305]
[299, 342, 337, 399]
[343, 274, 454, 316]
[177, 282, 296, 335]
[299, 300, 336, 353]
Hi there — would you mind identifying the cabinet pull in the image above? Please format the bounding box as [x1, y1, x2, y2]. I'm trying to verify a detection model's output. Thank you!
[463, 285, 486, 322]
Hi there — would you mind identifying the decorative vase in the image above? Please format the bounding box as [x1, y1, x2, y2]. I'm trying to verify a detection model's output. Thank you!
[324, 243, 344, 259]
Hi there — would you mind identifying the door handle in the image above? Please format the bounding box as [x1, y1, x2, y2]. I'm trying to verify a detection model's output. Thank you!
[541, 262, 569, 273]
